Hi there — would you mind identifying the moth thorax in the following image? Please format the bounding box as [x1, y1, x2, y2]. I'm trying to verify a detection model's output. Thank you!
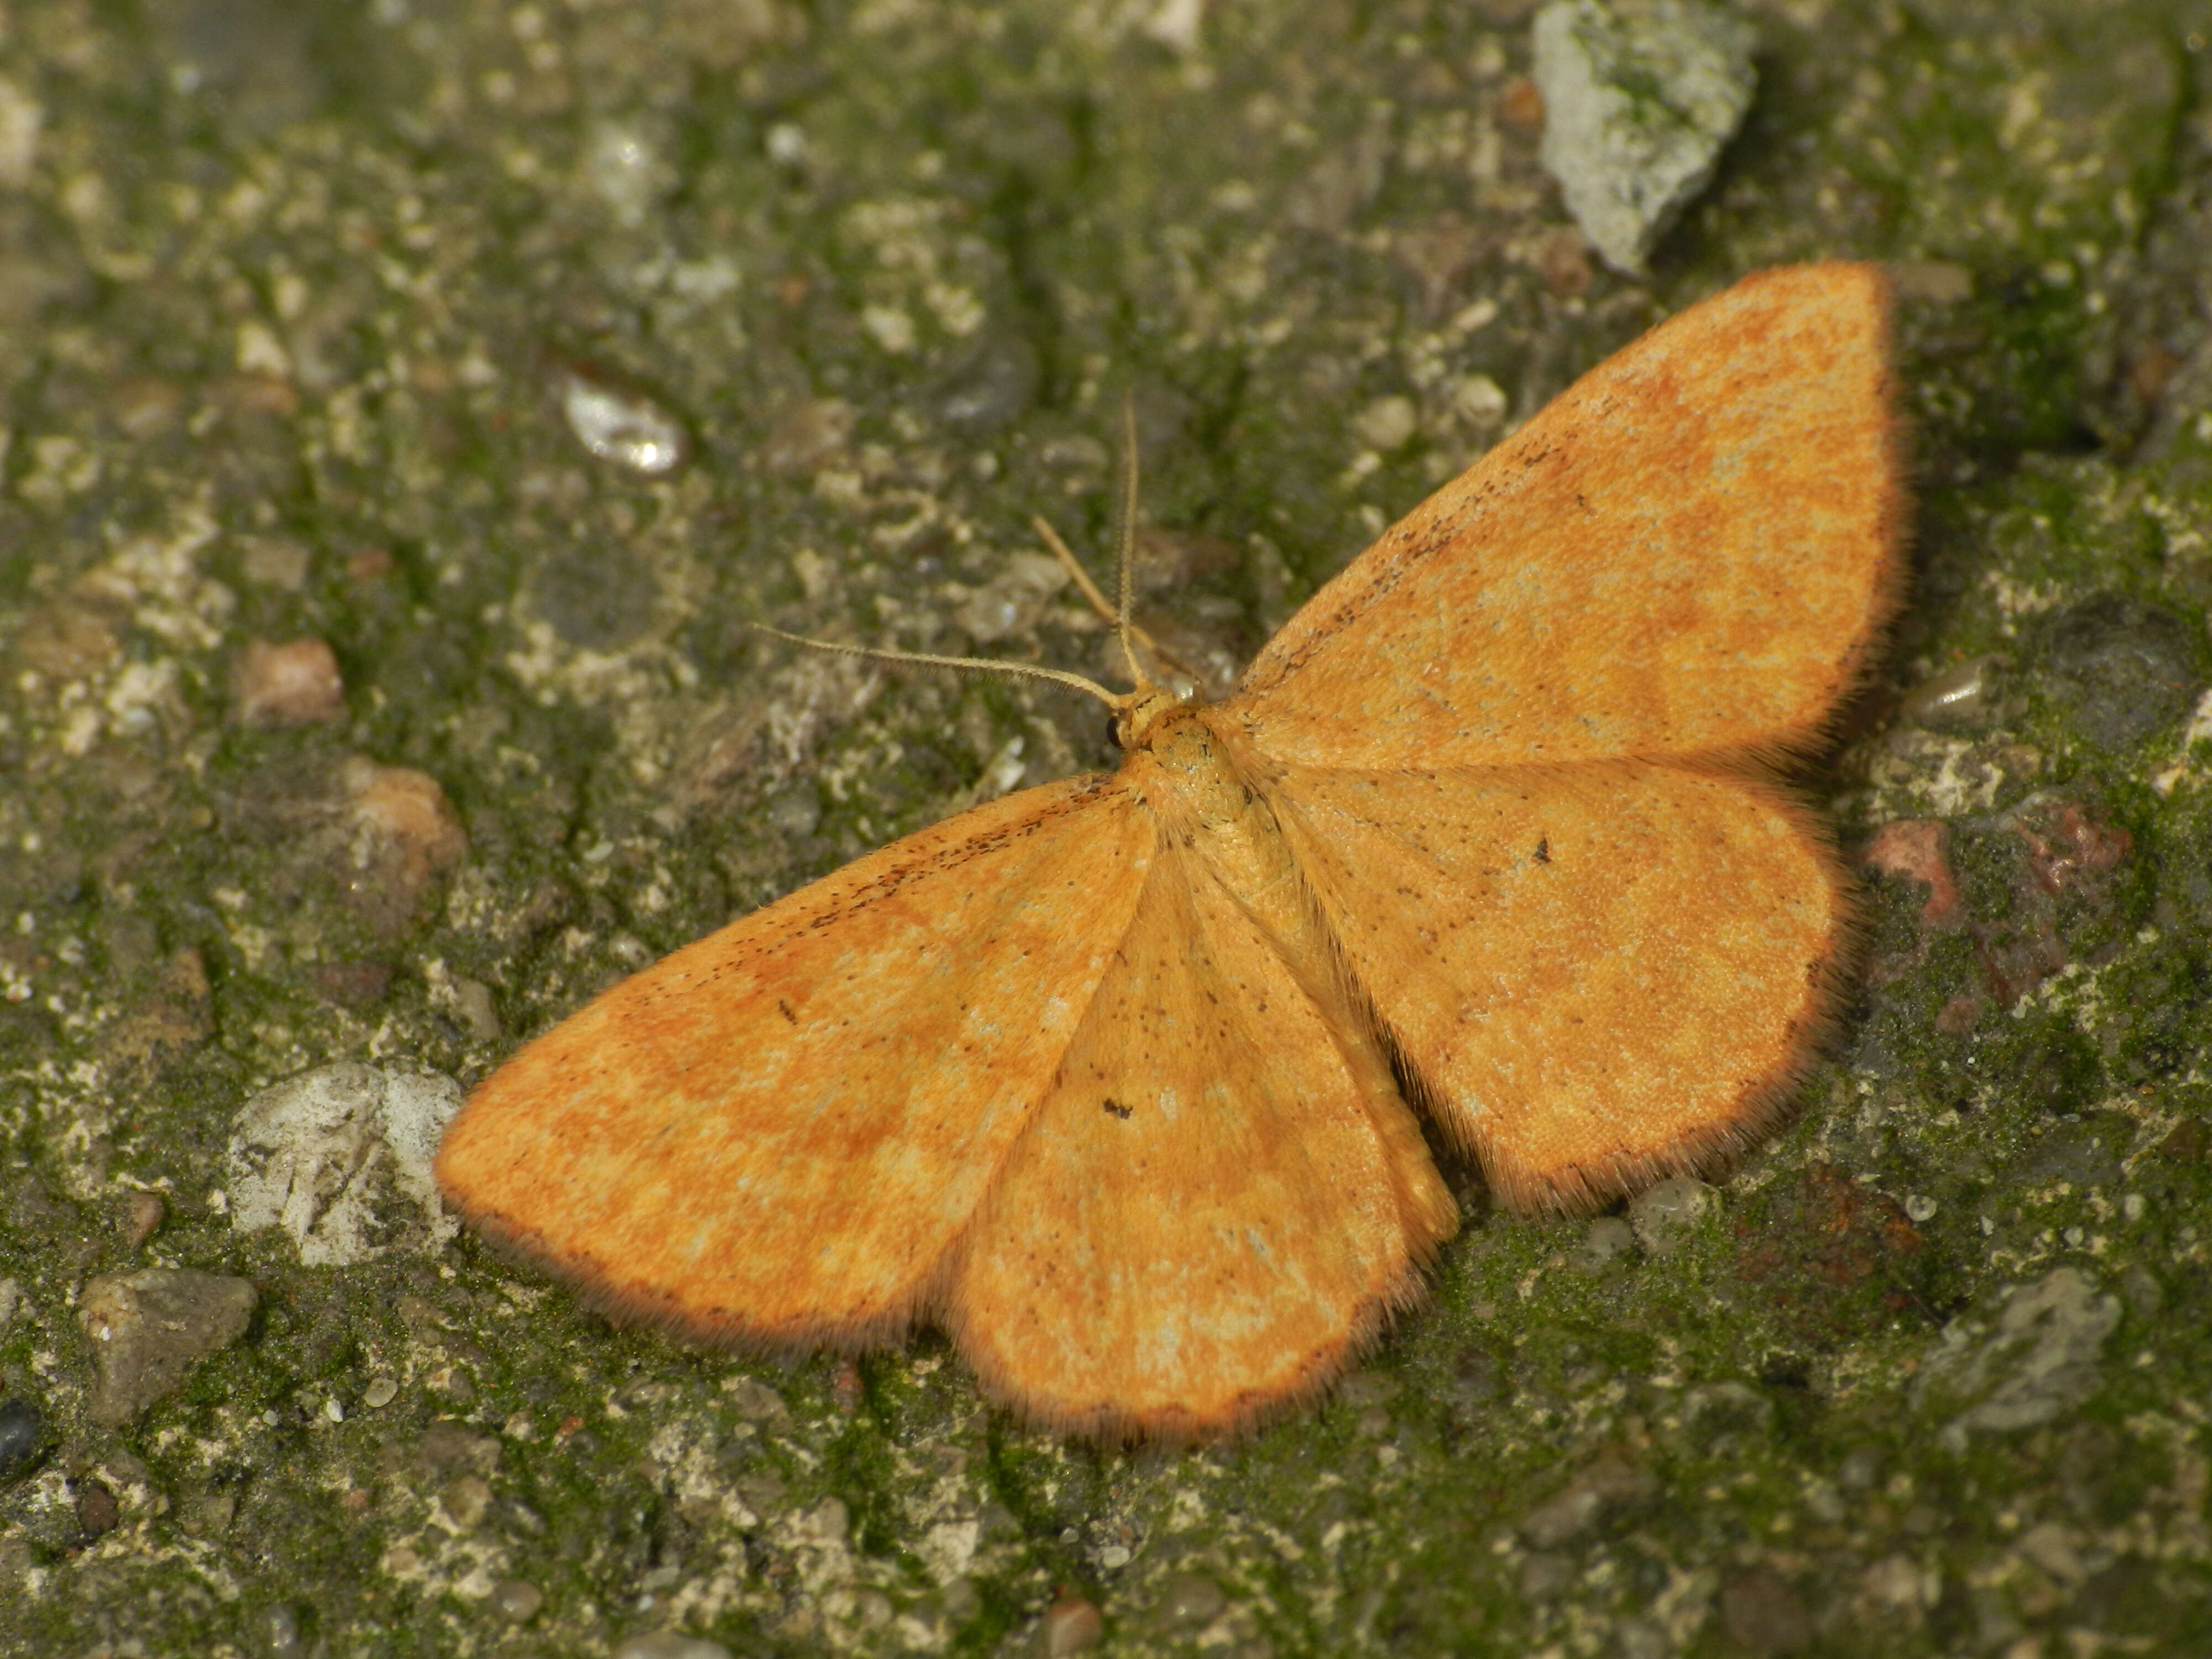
[1114, 687, 1198, 752]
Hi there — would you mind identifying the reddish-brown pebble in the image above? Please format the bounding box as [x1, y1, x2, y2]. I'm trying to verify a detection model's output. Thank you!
[1863, 819, 1962, 926]
[77, 1480, 121, 1537]
[343, 759, 467, 896]
[1500, 75, 1545, 131]
[1933, 994, 1983, 1035]
[124, 1191, 165, 1250]
[1039, 1594, 1104, 1657]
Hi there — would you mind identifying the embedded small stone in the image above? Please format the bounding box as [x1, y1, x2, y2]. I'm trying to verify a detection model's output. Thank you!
[1351, 394, 1418, 452]
[720, 1373, 795, 1429]
[2158, 1119, 2209, 1162]
[345, 758, 468, 878]
[81, 1268, 258, 1426]
[1680, 1381, 1776, 1451]
[362, 1377, 399, 1410]
[935, 333, 1040, 435]
[337, 758, 469, 934]
[1500, 72, 1546, 129]
[1835, 1447, 1881, 1490]
[1154, 1572, 1227, 1627]
[489, 1577, 544, 1621]
[1128, 527, 1239, 597]
[235, 535, 312, 590]
[612, 1634, 734, 1659]
[1451, 372, 1509, 424]
[954, 552, 1071, 644]
[0, 1397, 45, 1481]
[76, 1478, 121, 1537]
[1040, 1593, 1105, 1655]
[940, 1576, 982, 1625]
[1719, 1567, 1811, 1655]
[1575, 1215, 1637, 1270]
[11, 597, 123, 679]
[2040, 592, 2204, 752]
[585, 119, 674, 227]
[1627, 1176, 1714, 1256]
[2015, 1521, 2086, 1584]
[1918, 1267, 2121, 1450]
[735, 1473, 787, 1515]
[444, 974, 502, 1041]
[101, 946, 215, 1074]
[1861, 819, 1963, 927]
[804, 1495, 850, 1543]
[761, 397, 855, 474]
[397, 1422, 501, 1483]
[1124, 606, 1244, 703]
[2005, 797, 2133, 898]
[1509, 224, 1588, 297]
[2130, 342, 2183, 405]
[1616, 1616, 1670, 1659]
[1933, 994, 1983, 1035]
[765, 787, 823, 837]
[1039, 432, 1109, 472]
[310, 961, 395, 1009]
[1898, 655, 2000, 729]
[256, 1603, 306, 1659]
[123, 1190, 166, 1250]
[180, 1485, 238, 1537]
[1517, 1550, 1575, 1601]
[556, 361, 688, 476]
[232, 638, 347, 728]
[213, 373, 300, 418]
[109, 376, 186, 439]
[439, 1473, 492, 1530]
[1731, 1163, 1923, 1326]
[1518, 1446, 1658, 1547]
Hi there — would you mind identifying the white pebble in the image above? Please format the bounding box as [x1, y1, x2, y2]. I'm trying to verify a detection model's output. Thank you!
[557, 366, 687, 475]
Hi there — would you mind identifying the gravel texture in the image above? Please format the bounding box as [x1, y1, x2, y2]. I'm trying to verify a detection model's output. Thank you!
[3, 0, 2212, 1654]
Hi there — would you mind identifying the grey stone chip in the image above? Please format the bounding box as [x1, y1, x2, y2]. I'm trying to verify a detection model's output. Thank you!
[1914, 1267, 2122, 1451]
[81, 1268, 258, 1427]
[1531, 0, 1757, 273]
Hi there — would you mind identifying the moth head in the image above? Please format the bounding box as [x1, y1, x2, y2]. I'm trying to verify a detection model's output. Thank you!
[1110, 686, 1191, 752]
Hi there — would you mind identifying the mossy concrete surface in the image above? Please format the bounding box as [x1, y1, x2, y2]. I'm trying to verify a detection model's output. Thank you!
[4, 0, 2212, 1654]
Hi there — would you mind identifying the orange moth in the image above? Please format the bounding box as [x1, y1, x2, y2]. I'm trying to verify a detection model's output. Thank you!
[436, 262, 1902, 1441]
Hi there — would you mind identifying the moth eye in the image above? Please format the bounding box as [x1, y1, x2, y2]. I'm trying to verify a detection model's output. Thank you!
[1106, 710, 1128, 750]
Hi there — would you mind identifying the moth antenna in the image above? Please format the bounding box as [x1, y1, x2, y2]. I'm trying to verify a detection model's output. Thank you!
[1033, 514, 1186, 693]
[1115, 393, 1143, 689]
[749, 624, 1128, 712]
[1032, 515, 1119, 628]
